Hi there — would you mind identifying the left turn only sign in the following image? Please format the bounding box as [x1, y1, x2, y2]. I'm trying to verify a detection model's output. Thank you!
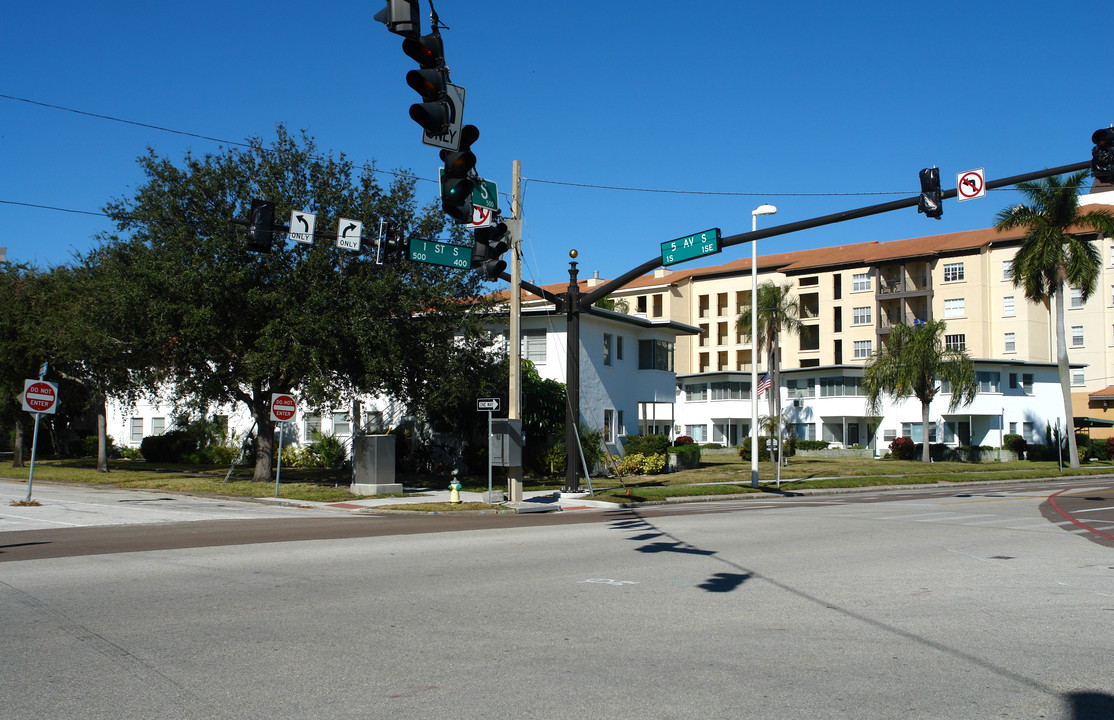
[270, 393, 297, 423]
[22, 379, 59, 414]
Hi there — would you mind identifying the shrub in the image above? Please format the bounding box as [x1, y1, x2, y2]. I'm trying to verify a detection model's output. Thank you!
[667, 443, 701, 467]
[623, 434, 671, 457]
[616, 452, 666, 475]
[1003, 433, 1026, 458]
[888, 436, 916, 460]
[737, 438, 776, 462]
[1025, 443, 1054, 461]
[120, 446, 142, 460]
[1103, 437, 1114, 461]
[80, 434, 117, 458]
[673, 435, 694, 447]
[796, 440, 831, 451]
[140, 430, 196, 463]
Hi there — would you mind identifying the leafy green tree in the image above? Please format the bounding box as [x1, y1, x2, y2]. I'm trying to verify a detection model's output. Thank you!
[0, 263, 48, 467]
[100, 126, 491, 482]
[737, 281, 803, 470]
[995, 170, 1114, 468]
[863, 320, 977, 463]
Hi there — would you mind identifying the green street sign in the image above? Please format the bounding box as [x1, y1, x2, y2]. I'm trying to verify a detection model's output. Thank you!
[661, 228, 721, 266]
[408, 238, 472, 269]
[472, 178, 498, 211]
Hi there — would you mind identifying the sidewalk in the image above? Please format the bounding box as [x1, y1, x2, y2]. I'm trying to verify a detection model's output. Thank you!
[254, 487, 619, 514]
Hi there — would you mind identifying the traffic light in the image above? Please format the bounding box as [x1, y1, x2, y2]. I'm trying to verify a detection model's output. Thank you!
[917, 167, 943, 219]
[472, 220, 509, 279]
[1092, 127, 1114, 184]
[377, 219, 407, 264]
[440, 124, 479, 222]
[403, 33, 449, 135]
[246, 199, 275, 252]
[373, 0, 420, 38]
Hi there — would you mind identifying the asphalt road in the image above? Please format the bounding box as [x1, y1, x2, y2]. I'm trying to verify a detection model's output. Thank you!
[3, 477, 1114, 719]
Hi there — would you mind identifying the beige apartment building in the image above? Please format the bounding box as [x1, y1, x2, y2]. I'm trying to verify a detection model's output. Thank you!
[597, 188, 1114, 447]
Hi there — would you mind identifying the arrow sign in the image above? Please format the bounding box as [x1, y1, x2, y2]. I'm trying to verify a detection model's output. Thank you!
[270, 393, 297, 423]
[22, 379, 58, 414]
[337, 218, 362, 251]
[477, 397, 502, 412]
[956, 168, 986, 201]
[290, 210, 316, 244]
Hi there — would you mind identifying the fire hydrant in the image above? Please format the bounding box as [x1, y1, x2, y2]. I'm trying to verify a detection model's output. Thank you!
[449, 478, 462, 504]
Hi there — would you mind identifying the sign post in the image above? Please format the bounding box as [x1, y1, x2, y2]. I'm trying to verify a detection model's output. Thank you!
[270, 393, 297, 497]
[21, 376, 58, 502]
[477, 398, 502, 503]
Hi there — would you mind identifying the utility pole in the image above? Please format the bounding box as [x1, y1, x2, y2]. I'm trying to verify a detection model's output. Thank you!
[564, 257, 581, 493]
[507, 160, 524, 502]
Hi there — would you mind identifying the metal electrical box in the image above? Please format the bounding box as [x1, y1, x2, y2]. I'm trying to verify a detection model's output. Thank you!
[491, 419, 523, 468]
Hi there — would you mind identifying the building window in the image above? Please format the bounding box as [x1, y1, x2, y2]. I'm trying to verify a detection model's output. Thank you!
[717, 293, 728, 316]
[1003, 296, 1015, 316]
[698, 295, 710, 318]
[1023, 421, 1035, 442]
[636, 296, 647, 314]
[852, 306, 871, 325]
[786, 378, 815, 398]
[616, 336, 623, 361]
[1009, 421, 1017, 435]
[130, 417, 144, 443]
[1072, 369, 1085, 386]
[699, 323, 710, 347]
[820, 376, 864, 397]
[686, 383, 707, 401]
[617, 411, 625, 437]
[717, 322, 728, 345]
[685, 424, 707, 443]
[699, 352, 710, 373]
[833, 274, 842, 300]
[799, 276, 819, 287]
[853, 340, 872, 359]
[790, 423, 816, 441]
[717, 351, 728, 371]
[943, 262, 964, 282]
[1072, 326, 1084, 347]
[883, 429, 897, 442]
[1004, 332, 1016, 353]
[332, 413, 351, 435]
[638, 339, 674, 371]
[901, 422, 937, 442]
[945, 334, 966, 351]
[1009, 373, 1018, 389]
[151, 417, 165, 436]
[652, 295, 663, 318]
[305, 414, 322, 439]
[1070, 286, 1084, 308]
[603, 334, 613, 366]
[944, 298, 965, 318]
[799, 325, 820, 351]
[852, 272, 871, 292]
[522, 329, 546, 363]
[710, 381, 746, 400]
[1002, 259, 1012, 281]
[976, 371, 1001, 393]
[604, 409, 614, 443]
[1022, 373, 1034, 394]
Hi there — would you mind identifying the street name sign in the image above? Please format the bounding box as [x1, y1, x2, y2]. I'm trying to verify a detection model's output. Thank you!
[270, 393, 297, 423]
[661, 228, 721, 266]
[337, 218, 362, 251]
[290, 210, 316, 244]
[477, 397, 502, 412]
[409, 238, 472, 269]
[22, 379, 58, 414]
[472, 178, 498, 211]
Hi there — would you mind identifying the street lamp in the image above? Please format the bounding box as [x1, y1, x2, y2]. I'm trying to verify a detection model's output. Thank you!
[751, 203, 777, 488]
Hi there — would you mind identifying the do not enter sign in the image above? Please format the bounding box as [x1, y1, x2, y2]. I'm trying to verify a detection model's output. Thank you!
[270, 393, 297, 423]
[22, 379, 59, 414]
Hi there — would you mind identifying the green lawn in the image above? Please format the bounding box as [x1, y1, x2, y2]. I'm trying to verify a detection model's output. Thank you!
[3, 452, 1111, 506]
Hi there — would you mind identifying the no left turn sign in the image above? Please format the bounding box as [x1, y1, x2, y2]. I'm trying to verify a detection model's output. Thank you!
[270, 393, 297, 423]
[957, 168, 986, 201]
[22, 379, 59, 414]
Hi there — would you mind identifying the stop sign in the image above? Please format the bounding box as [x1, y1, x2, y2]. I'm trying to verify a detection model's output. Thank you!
[22, 380, 59, 414]
[270, 393, 297, 422]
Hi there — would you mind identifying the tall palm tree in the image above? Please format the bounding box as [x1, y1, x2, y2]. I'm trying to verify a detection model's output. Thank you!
[863, 319, 977, 463]
[738, 281, 803, 469]
[995, 170, 1114, 468]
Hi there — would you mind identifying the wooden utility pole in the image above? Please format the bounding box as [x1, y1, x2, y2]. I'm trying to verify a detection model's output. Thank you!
[507, 160, 524, 502]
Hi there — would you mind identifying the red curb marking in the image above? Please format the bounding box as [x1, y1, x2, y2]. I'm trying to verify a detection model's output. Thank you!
[1047, 487, 1114, 542]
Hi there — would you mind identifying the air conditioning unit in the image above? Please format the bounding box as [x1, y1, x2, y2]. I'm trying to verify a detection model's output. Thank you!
[793, 399, 802, 408]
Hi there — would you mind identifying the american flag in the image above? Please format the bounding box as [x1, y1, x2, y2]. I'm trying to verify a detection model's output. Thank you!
[757, 372, 772, 396]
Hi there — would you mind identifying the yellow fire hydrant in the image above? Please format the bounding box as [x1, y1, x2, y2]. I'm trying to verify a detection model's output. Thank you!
[449, 478, 462, 504]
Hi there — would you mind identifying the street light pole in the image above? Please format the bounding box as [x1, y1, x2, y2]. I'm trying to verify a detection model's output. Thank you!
[751, 204, 777, 488]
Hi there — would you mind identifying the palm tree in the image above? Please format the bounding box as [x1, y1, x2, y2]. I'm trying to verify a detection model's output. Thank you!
[737, 281, 803, 469]
[863, 319, 977, 463]
[995, 170, 1114, 468]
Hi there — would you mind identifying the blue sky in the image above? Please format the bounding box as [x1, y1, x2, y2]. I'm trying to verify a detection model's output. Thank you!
[1, 1, 1109, 288]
